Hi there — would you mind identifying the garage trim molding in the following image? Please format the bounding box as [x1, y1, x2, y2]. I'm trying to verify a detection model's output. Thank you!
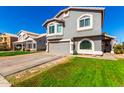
[47, 39, 72, 54]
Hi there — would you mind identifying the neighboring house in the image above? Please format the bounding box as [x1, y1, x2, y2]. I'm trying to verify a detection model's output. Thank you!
[43, 7, 116, 55]
[122, 42, 124, 49]
[0, 33, 18, 50]
[122, 42, 124, 46]
[13, 30, 46, 51]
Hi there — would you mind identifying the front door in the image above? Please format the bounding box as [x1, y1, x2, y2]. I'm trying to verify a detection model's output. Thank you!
[102, 40, 111, 52]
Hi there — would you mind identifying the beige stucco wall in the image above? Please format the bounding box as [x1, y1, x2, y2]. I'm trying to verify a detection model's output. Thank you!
[0, 34, 18, 49]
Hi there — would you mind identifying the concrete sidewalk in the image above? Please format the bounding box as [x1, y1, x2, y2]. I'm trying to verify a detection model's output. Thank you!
[75, 53, 117, 60]
[0, 75, 11, 87]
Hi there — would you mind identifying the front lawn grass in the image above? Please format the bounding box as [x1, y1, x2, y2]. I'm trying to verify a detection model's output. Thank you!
[0, 51, 32, 56]
[7, 57, 124, 87]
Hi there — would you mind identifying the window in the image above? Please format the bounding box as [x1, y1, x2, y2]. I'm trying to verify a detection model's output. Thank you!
[4, 37, 7, 42]
[80, 19, 85, 27]
[33, 43, 36, 48]
[48, 22, 63, 36]
[80, 40, 92, 50]
[77, 14, 93, 30]
[23, 34, 27, 39]
[79, 16, 90, 27]
[57, 24, 63, 33]
[85, 18, 90, 26]
[49, 25, 55, 34]
[28, 44, 32, 48]
[0, 37, 3, 42]
[23, 34, 25, 37]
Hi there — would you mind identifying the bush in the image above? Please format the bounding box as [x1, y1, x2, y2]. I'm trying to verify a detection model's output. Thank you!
[114, 44, 124, 54]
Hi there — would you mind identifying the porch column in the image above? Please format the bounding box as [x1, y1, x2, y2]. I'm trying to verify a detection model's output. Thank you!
[32, 43, 36, 51]
[70, 40, 74, 54]
[31, 43, 33, 50]
[21, 43, 24, 51]
[25, 42, 27, 50]
[13, 43, 15, 51]
[35, 43, 37, 51]
[46, 41, 49, 52]
[110, 39, 115, 54]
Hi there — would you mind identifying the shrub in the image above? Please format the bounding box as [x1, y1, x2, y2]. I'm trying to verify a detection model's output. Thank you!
[113, 44, 124, 54]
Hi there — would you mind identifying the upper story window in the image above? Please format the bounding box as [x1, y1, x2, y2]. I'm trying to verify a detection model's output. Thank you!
[4, 37, 7, 42]
[77, 14, 93, 31]
[19, 35, 21, 37]
[48, 22, 63, 36]
[49, 25, 55, 34]
[23, 34, 27, 38]
[0, 37, 3, 42]
[80, 16, 90, 27]
[57, 24, 63, 33]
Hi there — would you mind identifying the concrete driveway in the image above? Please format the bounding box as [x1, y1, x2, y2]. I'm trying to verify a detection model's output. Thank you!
[0, 52, 62, 76]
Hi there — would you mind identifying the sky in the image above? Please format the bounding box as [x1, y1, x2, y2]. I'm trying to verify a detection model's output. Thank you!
[0, 6, 124, 43]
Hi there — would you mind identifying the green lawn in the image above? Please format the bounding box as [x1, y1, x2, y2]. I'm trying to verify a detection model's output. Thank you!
[0, 51, 32, 56]
[7, 57, 124, 87]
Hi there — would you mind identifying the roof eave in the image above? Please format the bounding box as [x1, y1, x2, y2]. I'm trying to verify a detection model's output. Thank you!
[104, 34, 116, 39]
[43, 19, 65, 27]
[55, 7, 105, 18]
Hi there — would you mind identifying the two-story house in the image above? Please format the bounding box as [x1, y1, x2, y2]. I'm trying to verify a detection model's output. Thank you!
[0, 33, 18, 50]
[13, 30, 46, 51]
[43, 7, 116, 55]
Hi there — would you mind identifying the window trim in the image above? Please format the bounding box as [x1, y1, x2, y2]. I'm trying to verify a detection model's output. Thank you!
[78, 38, 94, 52]
[80, 40, 92, 50]
[57, 23, 63, 33]
[77, 14, 93, 31]
[47, 22, 63, 36]
[47, 23, 55, 36]
[49, 24, 55, 34]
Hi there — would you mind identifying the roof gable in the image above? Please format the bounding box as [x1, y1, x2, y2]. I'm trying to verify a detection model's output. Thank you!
[17, 30, 39, 37]
[43, 18, 65, 27]
[2, 33, 18, 38]
[43, 7, 105, 27]
[55, 7, 105, 18]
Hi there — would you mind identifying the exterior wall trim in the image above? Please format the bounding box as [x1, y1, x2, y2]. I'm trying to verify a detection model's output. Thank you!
[77, 14, 93, 31]
[47, 22, 63, 36]
[77, 38, 103, 55]
[78, 38, 95, 51]
[48, 39, 70, 42]
[47, 39, 72, 54]
[70, 40, 73, 54]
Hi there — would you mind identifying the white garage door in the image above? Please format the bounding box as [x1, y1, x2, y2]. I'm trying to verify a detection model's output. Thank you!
[49, 41, 70, 55]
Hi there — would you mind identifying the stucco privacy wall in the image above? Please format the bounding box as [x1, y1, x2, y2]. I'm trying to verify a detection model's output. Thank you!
[58, 10, 102, 39]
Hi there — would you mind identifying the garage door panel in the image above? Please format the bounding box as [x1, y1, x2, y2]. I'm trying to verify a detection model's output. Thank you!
[49, 42, 70, 55]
